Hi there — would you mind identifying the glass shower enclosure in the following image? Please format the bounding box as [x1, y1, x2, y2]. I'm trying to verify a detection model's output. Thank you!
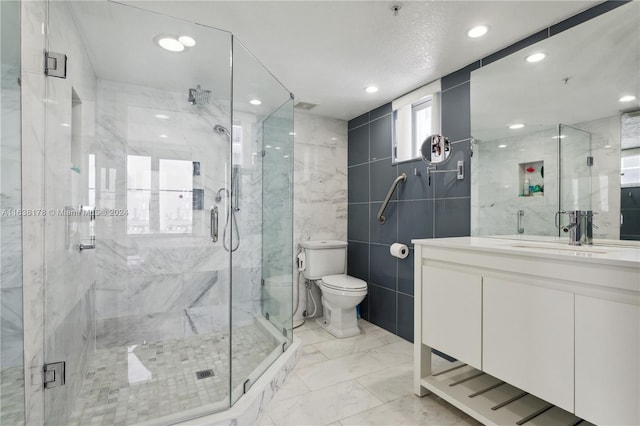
[471, 124, 592, 238]
[39, 1, 293, 424]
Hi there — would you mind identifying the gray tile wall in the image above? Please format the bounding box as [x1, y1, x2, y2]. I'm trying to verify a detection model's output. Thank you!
[347, 0, 628, 342]
[347, 75, 473, 341]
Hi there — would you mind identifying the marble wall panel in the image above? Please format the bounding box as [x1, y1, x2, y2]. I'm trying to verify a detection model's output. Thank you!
[291, 112, 348, 324]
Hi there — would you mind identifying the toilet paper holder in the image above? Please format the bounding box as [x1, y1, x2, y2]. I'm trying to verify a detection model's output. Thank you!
[390, 243, 409, 259]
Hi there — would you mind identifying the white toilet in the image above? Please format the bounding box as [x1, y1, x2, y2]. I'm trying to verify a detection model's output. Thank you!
[299, 240, 367, 338]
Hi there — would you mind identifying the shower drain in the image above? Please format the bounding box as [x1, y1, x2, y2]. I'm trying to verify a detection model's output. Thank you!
[195, 369, 215, 380]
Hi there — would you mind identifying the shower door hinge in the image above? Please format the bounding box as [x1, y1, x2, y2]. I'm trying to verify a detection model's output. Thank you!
[261, 150, 266, 157]
[44, 51, 67, 79]
[261, 278, 265, 286]
[43, 361, 66, 389]
[243, 379, 251, 394]
[587, 156, 594, 166]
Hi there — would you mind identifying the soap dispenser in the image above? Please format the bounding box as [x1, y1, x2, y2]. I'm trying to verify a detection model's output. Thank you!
[523, 178, 530, 196]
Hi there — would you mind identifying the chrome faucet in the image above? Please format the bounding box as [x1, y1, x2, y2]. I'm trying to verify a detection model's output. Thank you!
[556, 210, 596, 246]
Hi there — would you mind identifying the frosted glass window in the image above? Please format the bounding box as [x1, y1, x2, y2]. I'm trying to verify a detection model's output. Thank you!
[127, 155, 151, 234]
[159, 159, 193, 233]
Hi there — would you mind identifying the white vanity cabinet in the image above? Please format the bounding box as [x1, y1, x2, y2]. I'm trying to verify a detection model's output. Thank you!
[574, 295, 640, 425]
[483, 275, 574, 412]
[413, 237, 640, 426]
[421, 265, 482, 369]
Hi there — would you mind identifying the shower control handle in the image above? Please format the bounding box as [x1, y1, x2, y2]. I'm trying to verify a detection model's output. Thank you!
[211, 207, 218, 242]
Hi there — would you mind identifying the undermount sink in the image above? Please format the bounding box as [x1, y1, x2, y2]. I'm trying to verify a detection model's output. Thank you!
[509, 243, 609, 254]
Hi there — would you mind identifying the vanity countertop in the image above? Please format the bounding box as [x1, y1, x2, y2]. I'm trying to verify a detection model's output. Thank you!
[412, 236, 640, 268]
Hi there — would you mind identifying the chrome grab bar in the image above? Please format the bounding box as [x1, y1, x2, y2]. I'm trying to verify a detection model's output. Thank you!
[376, 173, 407, 224]
[211, 206, 218, 242]
[517, 210, 524, 234]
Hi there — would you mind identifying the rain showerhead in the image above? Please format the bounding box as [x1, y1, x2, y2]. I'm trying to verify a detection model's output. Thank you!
[188, 85, 211, 105]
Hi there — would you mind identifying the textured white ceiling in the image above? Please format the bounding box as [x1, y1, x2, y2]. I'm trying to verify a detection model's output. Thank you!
[95, 1, 599, 120]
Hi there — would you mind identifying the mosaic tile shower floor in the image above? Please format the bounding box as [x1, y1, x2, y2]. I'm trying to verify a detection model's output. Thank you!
[69, 323, 279, 426]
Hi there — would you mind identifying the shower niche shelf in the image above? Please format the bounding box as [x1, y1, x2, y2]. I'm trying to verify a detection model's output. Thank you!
[518, 160, 544, 197]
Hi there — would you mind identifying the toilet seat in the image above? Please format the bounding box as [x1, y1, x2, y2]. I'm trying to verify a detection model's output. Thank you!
[320, 274, 367, 292]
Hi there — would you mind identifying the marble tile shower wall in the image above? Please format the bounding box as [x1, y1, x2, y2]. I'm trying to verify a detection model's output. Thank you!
[471, 127, 560, 237]
[94, 80, 264, 348]
[1, 63, 23, 370]
[347, 73, 473, 342]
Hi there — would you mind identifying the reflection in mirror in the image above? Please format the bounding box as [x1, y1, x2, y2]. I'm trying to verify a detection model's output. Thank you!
[470, 1, 639, 243]
[420, 134, 451, 165]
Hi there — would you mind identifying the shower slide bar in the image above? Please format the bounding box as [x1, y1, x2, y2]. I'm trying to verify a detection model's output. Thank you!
[376, 173, 407, 224]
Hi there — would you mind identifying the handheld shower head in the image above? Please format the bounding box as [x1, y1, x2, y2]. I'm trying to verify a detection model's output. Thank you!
[214, 124, 231, 139]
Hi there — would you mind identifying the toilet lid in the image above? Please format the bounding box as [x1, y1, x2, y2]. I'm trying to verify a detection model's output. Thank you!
[321, 274, 367, 291]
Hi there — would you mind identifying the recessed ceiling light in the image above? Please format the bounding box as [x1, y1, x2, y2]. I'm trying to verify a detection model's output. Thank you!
[331, 137, 337, 141]
[159, 134, 168, 139]
[178, 36, 196, 47]
[155, 114, 169, 120]
[498, 144, 507, 148]
[508, 123, 525, 130]
[250, 99, 262, 105]
[275, 147, 281, 150]
[467, 25, 488, 38]
[604, 145, 612, 148]
[265, 145, 272, 148]
[60, 123, 70, 127]
[619, 95, 637, 102]
[289, 132, 296, 136]
[551, 135, 567, 139]
[526, 52, 546, 63]
[365, 86, 379, 93]
[157, 37, 184, 52]
[283, 155, 289, 158]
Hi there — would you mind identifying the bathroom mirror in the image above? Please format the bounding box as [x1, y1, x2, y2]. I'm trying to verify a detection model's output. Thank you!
[420, 134, 451, 165]
[470, 1, 640, 242]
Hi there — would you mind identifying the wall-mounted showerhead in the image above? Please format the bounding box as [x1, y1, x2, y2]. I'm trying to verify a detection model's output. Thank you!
[188, 85, 211, 105]
[214, 124, 231, 138]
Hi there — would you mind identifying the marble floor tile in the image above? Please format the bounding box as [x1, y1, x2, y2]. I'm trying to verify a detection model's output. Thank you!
[295, 326, 335, 346]
[355, 364, 414, 403]
[340, 394, 466, 426]
[270, 371, 310, 402]
[312, 328, 386, 360]
[267, 380, 383, 426]
[295, 352, 388, 391]
[259, 319, 482, 426]
[366, 340, 414, 366]
[295, 345, 329, 370]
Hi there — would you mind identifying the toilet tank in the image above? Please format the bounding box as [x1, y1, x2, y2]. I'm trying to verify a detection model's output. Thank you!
[300, 240, 347, 280]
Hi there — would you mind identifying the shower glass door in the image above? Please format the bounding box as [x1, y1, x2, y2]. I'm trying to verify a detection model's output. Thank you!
[43, 2, 233, 424]
[229, 37, 294, 405]
[558, 124, 592, 234]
